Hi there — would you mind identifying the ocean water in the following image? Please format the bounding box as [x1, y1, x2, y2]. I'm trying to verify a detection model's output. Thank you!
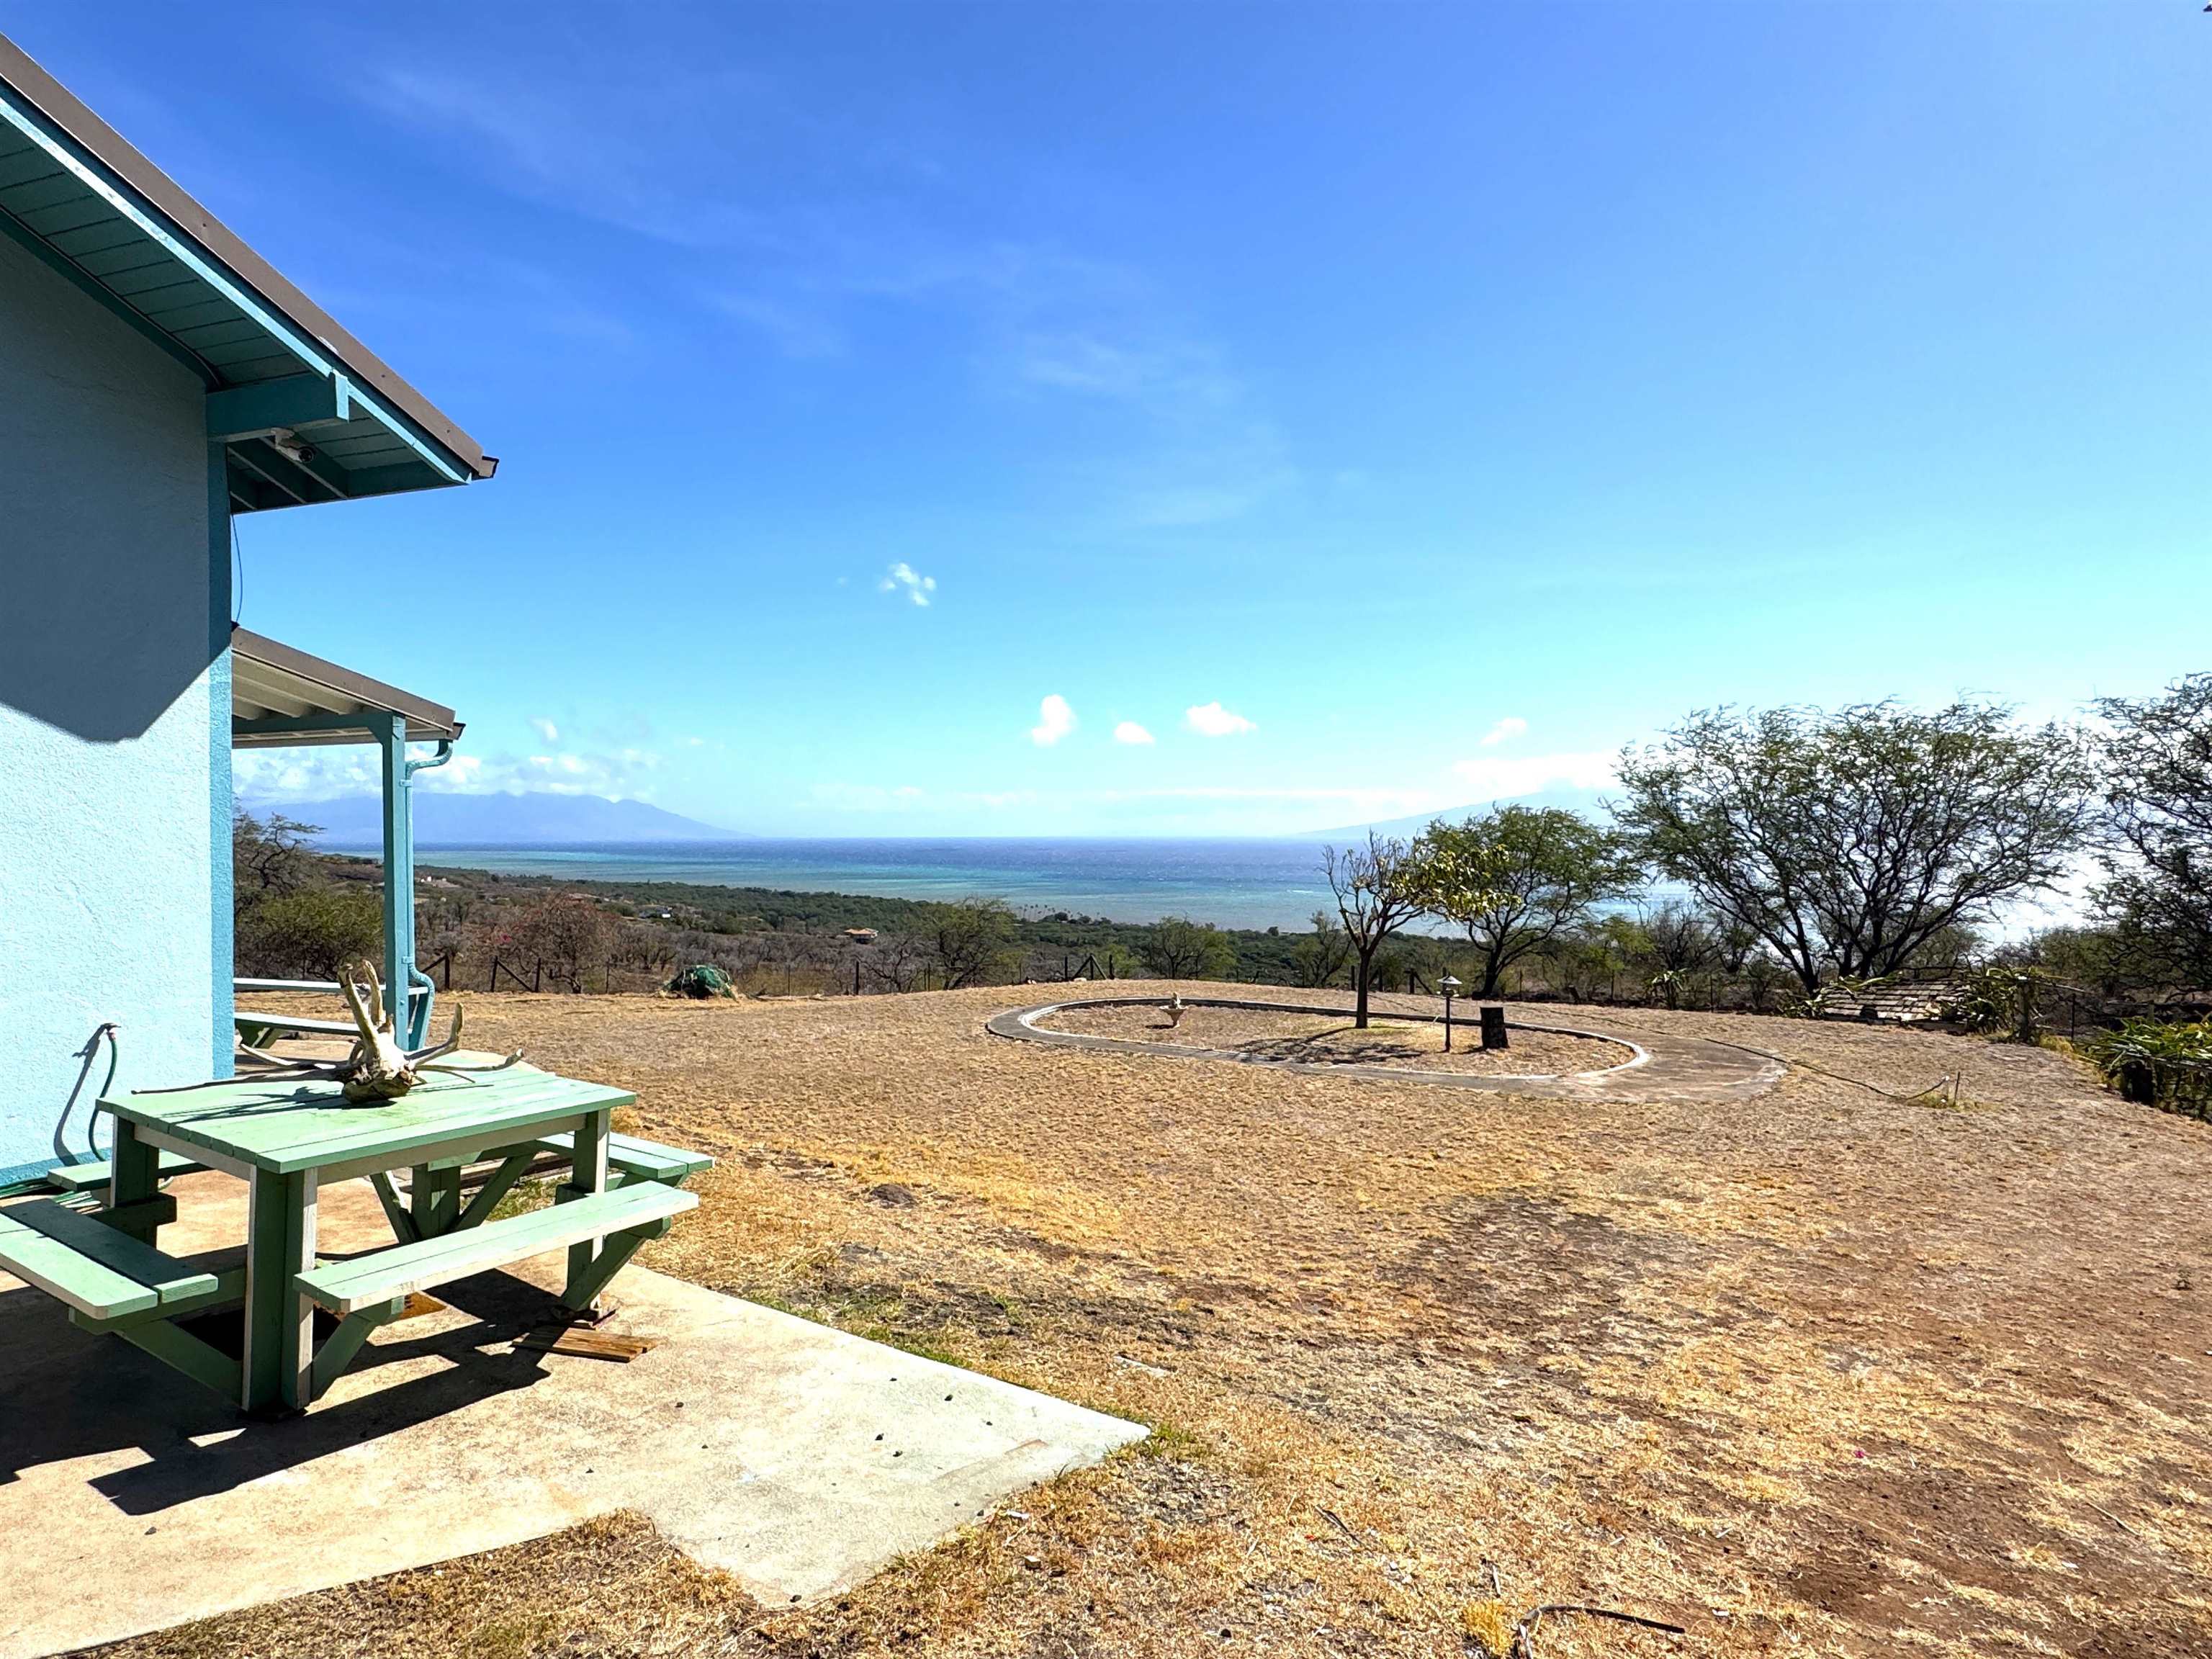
[405, 838, 1343, 931]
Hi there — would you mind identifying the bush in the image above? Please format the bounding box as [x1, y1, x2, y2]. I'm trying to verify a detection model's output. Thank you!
[238, 887, 382, 979]
[1138, 915, 1236, 980]
[2082, 1018, 2212, 1119]
[932, 897, 1016, 989]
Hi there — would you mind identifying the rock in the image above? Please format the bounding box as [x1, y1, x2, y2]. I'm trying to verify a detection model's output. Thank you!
[867, 1182, 919, 1208]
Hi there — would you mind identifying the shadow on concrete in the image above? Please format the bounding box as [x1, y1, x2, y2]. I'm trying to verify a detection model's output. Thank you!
[0, 1267, 573, 1514]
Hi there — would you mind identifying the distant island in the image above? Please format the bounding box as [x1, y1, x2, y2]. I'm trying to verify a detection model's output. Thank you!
[261, 791, 744, 847]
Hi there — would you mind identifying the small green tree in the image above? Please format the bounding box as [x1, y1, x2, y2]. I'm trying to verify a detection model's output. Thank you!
[932, 897, 1016, 989]
[1415, 806, 1641, 997]
[1138, 915, 1236, 980]
[1323, 832, 1426, 1028]
[1616, 701, 2097, 994]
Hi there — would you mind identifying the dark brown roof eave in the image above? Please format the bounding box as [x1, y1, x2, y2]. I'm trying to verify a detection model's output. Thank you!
[0, 31, 495, 482]
[231, 626, 463, 745]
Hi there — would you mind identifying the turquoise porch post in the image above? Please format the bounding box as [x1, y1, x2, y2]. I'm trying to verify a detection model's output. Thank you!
[373, 712, 414, 1045]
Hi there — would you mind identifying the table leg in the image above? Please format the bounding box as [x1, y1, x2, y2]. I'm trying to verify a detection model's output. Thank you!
[410, 1164, 462, 1238]
[561, 1107, 612, 1311]
[241, 1168, 318, 1414]
[103, 1119, 162, 1245]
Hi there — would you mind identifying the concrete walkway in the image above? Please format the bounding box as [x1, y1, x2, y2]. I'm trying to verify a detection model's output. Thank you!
[988, 995, 1784, 1101]
[0, 1174, 1143, 1658]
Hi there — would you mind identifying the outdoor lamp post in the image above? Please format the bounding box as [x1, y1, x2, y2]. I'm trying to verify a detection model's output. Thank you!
[1439, 974, 1462, 1052]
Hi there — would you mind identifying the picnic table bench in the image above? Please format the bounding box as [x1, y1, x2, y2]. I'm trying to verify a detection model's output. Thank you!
[233, 1010, 361, 1040]
[0, 1061, 710, 1414]
[44, 1148, 207, 1192]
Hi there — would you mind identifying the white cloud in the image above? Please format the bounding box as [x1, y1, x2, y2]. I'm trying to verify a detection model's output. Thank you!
[1184, 701, 1256, 737]
[1112, 721, 1155, 745]
[1479, 716, 1527, 747]
[530, 716, 559, 743]
[879, 562, 937, 607]
[234, 740, 666, 806]
[1030, 694, 1076, 747]
[231, 747, 381, 801]
[1450, 750, 1617, 803]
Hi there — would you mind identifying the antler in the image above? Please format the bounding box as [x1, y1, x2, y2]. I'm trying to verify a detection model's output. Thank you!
[336, 958, 384, 1045]
[407, 1002, 465, 1064]
[421, 1050, 525, 1076]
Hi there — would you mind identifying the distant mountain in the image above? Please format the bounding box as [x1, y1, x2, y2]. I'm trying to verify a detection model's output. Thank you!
[264, 791, 744, 846]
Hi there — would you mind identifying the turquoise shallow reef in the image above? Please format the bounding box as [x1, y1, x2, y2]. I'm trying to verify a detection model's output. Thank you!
[368, 837, 1340, 931]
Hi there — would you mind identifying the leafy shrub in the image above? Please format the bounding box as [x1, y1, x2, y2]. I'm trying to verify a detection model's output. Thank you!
[238, 887, 382, 979]
[2081, 1017, 2212, 1119]
[1139, 915, 1237, 980]
[664, 963, 736, 999]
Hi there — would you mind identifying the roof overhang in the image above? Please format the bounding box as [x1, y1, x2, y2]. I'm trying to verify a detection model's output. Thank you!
[0, 34, 496, 514]
[231, 627, 462, 749]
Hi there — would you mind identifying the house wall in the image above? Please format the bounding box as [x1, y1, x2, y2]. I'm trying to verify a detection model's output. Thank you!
[0, 232, 229, 1187]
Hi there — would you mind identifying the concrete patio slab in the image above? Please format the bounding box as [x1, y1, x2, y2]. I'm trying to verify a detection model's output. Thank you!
[0, 1173, 1145, 1659]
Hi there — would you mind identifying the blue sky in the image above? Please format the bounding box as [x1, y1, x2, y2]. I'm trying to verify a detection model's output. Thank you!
[14, 4, 2211, 836]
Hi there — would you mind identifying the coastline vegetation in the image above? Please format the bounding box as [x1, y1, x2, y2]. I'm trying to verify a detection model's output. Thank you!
[231, 680, 2212, 1106]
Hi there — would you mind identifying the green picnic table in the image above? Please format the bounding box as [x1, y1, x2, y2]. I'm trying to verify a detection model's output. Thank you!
[2, 1062, 705, 1415]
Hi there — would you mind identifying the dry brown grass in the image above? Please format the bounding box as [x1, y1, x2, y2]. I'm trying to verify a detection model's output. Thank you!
[141, 984, 2212, 1658]
[96, 1511, 755, 1658]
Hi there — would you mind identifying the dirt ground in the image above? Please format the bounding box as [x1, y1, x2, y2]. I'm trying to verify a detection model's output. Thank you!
[1031, 1002, 1632, 1076]
[110, 984, 2212, 1658]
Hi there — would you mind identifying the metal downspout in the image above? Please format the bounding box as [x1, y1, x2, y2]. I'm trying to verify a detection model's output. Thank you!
[397, 737, 455, 1048]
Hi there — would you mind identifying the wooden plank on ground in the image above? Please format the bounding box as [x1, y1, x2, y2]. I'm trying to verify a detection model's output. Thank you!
[517, 1326, 657, 1362]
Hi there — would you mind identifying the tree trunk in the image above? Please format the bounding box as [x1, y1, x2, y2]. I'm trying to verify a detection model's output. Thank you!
[1354, 952, 1372, 1028]
[1478, 943, 1506, 999]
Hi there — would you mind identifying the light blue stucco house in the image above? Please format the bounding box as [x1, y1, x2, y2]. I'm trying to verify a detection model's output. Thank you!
[0, 36, 495, 1190]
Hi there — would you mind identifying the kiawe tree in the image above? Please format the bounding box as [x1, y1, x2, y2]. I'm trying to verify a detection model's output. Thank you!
[1415, 806, 1641, 997]
[2095, 674, 2212, 984]
[1614, 701, 2097, 994]
[1322, 832, 1426, 1028]
[1289, 910, 1354, 988]
[932, 896, 1016, 989]
[1139, 914, 1236, 980]
[232, 807, 324, 914]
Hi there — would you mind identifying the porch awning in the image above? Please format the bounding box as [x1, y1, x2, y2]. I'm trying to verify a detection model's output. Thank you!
[0, 34, 495, 511]
[230, 626, 461, 748]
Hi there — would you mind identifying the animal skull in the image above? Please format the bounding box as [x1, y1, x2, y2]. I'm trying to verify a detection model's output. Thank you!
[235, 956, 519, 1102]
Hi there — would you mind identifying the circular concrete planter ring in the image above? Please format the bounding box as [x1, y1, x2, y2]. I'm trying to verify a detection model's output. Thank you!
[986, 995, 1784, 1101]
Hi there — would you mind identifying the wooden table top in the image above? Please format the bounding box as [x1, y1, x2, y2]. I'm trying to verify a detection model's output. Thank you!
[103, 1061, 634, 1176]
